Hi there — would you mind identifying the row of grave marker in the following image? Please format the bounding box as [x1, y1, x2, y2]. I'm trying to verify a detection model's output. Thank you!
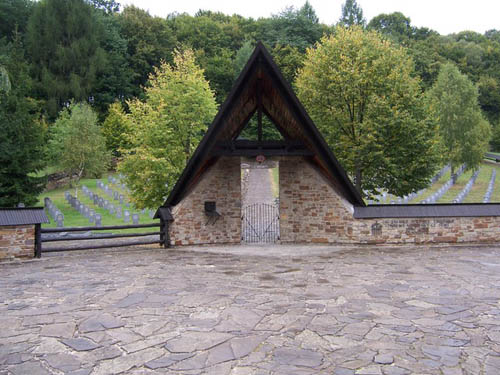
[453, 169, 480, 203]
[483, 169, 496, 203]
[75, 189, 142, 225]
[368, 165, 452, 205]
[419, 164, 466, 204]
[44, 197, 64, 227]
[94, 180, 155, 219]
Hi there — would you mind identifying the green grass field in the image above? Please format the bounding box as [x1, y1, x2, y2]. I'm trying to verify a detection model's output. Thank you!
[39, 173, 159, 232]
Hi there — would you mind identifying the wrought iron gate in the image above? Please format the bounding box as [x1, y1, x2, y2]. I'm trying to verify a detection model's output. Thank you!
[241, 203, 280, 243]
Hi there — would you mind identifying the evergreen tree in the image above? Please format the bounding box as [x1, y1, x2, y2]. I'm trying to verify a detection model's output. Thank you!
[0, 0, 34, 41]
[339, 0, 365, 27]
[92, 11, 134, 118]
[0, 36, 45, 207]
[26, 0, 106, 118]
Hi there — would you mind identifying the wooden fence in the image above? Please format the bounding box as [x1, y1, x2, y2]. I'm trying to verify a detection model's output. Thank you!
[35, 221, 169, 257]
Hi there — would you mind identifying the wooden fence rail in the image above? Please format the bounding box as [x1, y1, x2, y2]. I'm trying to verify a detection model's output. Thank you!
[35, 222, 166, 257]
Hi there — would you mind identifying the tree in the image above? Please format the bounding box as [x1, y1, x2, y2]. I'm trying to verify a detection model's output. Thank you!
[368, 12, 413, 44]
[47, 102, 110, 189]
[272, 43, 305, 84]
[296, 26, 440, 197]
[91, 9, 134, 118]
[118, 49, 217, 209]
[339, 0, 365, 27]
[101, 101, 129, 156]
[255, 2, 325, 52]
[87, 0, 120, 14]
[426, 63, 491, 172]
[26, 0, 106, 118]
[0, 36, 45, 207]
[233, 40, 254, 78]
[118, 6, 176, 96]
[0, 0, 34, 41]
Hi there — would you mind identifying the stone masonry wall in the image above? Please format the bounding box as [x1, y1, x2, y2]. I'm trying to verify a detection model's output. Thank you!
[279, 157, 500, 245]
[0, 225, 35, 260]
[279, 156, 355, 244]
[169, 157, 241, 245]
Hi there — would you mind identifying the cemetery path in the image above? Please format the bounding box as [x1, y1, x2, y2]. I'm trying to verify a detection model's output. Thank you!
[242, 168, 274, 207]
[2, 244, 500, 374]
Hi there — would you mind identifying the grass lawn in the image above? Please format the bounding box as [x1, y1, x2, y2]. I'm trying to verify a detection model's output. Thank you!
[39, 173, 159, 233]
[435, 169, 473, 203]
[462, 163, 494, 203]
[270, 167, 279, 199]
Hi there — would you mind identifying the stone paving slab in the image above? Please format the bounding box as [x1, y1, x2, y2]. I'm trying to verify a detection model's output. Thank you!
[2, 244, 500, 374]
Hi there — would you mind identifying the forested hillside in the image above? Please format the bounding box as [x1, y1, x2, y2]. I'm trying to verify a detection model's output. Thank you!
[2, 0, 499, 206]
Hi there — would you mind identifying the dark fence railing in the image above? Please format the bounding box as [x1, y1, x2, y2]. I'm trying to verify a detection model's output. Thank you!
[35, 222, 166, 257]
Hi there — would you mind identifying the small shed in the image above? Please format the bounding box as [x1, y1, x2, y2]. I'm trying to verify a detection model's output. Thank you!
[0, 207, 49, 260]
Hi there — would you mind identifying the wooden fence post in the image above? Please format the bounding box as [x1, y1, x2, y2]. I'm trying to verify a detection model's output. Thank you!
[159, 218, 165, 247]
[35, 224, 41, 258]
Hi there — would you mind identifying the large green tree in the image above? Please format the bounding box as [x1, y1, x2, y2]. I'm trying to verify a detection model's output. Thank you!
[26, 0, 106, 118]
[47, 102, 110, 187]
[427, 63, 491, 173]
[0, 36, 45, 206]
[118, 49, 217, 209]
[296, 26, 440, 197]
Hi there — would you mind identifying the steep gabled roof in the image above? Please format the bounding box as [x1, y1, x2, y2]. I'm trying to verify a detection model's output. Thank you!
[157, 42, 364, 213]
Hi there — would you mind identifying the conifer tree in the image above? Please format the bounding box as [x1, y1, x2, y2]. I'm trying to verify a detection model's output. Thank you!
[0, 37, 45, 206]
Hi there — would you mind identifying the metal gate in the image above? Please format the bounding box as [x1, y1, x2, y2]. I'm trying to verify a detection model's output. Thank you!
[241, 203, 279, 243]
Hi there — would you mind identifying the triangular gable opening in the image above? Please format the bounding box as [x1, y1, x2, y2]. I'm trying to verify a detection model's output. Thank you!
[238, 110, 284, 141]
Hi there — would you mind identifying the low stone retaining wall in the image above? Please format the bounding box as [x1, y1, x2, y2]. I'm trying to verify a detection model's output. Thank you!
[279, 157, 500, 245]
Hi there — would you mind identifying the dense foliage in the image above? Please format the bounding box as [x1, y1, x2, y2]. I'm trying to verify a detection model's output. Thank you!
[427, 63, 491, 173]
[0, 36, 45, 206]
[118, 50, 217, 209]
[296, 26, 441, 197]
[2, 0, 500, 203]
[47, 102, 110, 185]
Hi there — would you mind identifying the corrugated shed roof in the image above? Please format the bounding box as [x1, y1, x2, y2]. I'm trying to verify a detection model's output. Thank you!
[354, 204, 500, 219]
[0, 207, 49, 226]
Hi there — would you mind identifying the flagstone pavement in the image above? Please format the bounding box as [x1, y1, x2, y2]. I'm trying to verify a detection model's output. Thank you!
[2, 243, 500, 374]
